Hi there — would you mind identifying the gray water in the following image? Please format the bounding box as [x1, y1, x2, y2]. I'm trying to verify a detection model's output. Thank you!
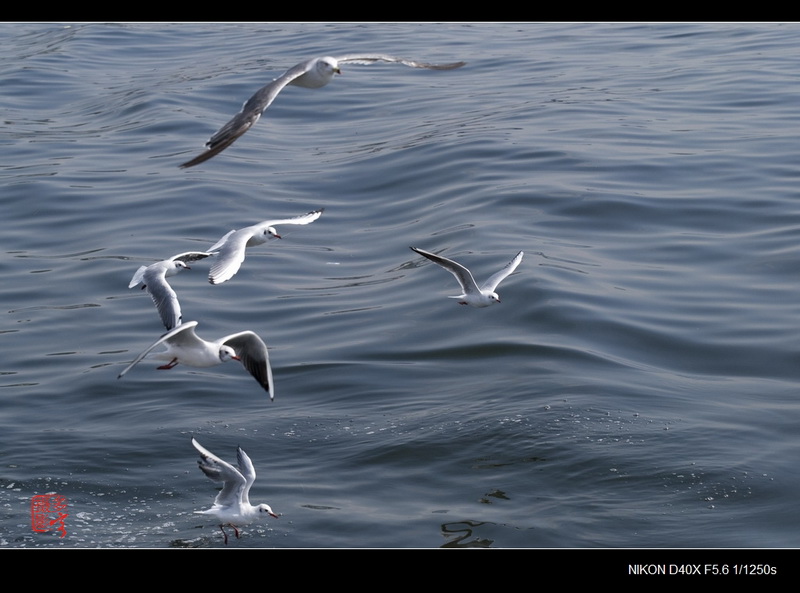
[2, 22, 799, 551]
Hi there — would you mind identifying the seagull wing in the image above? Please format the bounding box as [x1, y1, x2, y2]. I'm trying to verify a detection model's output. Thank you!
[179, 59, 317, 168]
[255, 207, 325, 230]
[481, 251, 523, 292]
[128, 265, 148, 289]
[192, 438, 247, 507]
[117, 321, 201, 379]
[171, 251, 215, 264]
[222, 331, 273, 399]
[411, 247, 481, 295]
[236, 445, 257, 503]
[143, 265, 183, 330]
[335, 54, 466, 70]
[207, 229, 254, 285]
[207, 229, 236, 253]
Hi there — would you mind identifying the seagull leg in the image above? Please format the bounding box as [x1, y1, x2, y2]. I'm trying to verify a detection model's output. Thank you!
[219, 524, 229, 545]
[231, 524, 241, 539]
[157, 358, 179, 370]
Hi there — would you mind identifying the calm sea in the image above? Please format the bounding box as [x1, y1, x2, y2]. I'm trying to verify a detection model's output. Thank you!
[1, 22, 799, 557]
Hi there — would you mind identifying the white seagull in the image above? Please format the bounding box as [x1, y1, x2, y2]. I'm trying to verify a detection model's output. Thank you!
[179, 54, 466, 167]
[128, 251, 215, 330]
[207, 208, 324, 285]
[117, 320, 274, 399]
[192, 438, 278, 545]
[410, 247, 523, 308]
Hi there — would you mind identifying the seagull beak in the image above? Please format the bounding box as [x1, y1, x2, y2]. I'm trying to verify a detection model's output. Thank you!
[273, 233, 282, 239]
[232, 355, 241, 361]
[270, 512, 279, 519]
[334, 67, 341, 75]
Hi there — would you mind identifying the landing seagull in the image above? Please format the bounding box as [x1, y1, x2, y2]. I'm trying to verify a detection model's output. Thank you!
[410, 247, 523, 308]
[192, 438, 278, 545]
[117, 320, 274, 399]
[128, 251, 215, 330]
[179, 54, 466, 168]
[207, 208, 324, 285]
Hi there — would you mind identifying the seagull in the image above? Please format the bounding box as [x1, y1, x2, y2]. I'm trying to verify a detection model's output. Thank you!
[179, 54, 466, 168]
[207, 208, 324, 285]
[192, 438, 278, 545]
[117, 320, 274, 399]
[128, 251, 215, 330]
[410, 247, 523, 308]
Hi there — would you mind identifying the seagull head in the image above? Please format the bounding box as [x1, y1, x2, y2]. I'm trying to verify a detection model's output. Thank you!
[219, 345, 240, 362]
[318, 57, 341, 77]
[258, 504, 279, 519]
[164, 260, 191, 277]
[474, 291, 501, 306]
[258, 226, 281, 240]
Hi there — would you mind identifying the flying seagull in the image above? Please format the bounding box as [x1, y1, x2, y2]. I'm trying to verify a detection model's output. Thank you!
[180, 54, 466, 167]
[207, 208, 324, 285]
[117, 320, 274, 399]
[128, 251, 215, 330]
[410, 246, 523, 308]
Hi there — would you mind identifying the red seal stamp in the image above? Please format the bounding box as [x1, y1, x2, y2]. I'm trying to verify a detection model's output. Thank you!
[31, 494, 68, 538]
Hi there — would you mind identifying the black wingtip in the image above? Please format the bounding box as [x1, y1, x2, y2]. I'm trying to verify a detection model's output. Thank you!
[179, 152, 211, 169]
[179, 133, 242, 168]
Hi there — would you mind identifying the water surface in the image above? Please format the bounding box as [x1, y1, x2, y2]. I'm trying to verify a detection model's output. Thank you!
[1, 22, 799, 550]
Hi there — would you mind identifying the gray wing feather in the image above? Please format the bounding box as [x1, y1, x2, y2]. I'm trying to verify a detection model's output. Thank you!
[179, 60, 316, 168]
